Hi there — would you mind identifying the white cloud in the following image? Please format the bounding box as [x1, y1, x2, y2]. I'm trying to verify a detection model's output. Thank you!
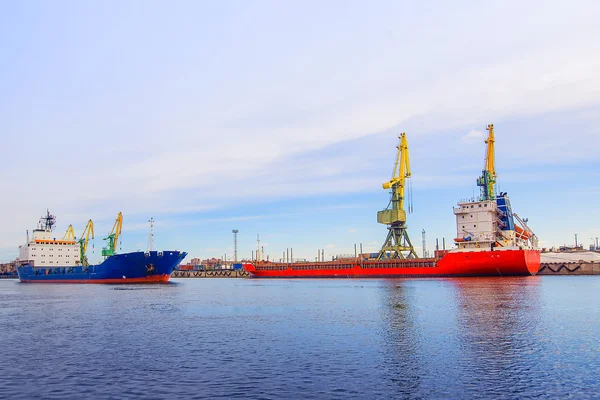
[461, 130, 484, 144]
[348, 228, 357, 233]
[1, 1, 600, 253]
[325, 244, 336, 249]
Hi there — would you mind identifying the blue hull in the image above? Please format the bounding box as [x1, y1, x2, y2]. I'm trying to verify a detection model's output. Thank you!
[17, 251, 187, 283]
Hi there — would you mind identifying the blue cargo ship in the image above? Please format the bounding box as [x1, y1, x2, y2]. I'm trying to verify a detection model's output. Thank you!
[16, 211, 187, 284]
[17, 251, 187, 283]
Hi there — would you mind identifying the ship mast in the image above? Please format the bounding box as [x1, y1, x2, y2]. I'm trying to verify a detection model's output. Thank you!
[148, 217, 154, 252]
[39, 209, 56, 231]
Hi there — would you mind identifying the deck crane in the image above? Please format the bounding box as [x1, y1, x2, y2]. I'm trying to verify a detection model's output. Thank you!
[376, 133, 417, 260]
[62, 225, 76, 241]
[102, 212, 123, 257]
[476, 124, 497, 201]
[78, 219, 94, 266]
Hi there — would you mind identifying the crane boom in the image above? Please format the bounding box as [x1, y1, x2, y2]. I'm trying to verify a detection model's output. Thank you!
[485, 124, 495, 179]
[102, 212, 123, 257]
[78, 219, 94, 266]
[382, 133, 411, 211]
[111, 212, 123, 247]
[62, 225, 76, 241]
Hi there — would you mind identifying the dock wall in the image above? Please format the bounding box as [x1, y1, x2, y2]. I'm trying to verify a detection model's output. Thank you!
[537, 261, 600, 275]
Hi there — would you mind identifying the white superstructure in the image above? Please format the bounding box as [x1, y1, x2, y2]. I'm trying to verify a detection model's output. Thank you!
[453, 195, 537, 251]
[17, 211, 81, 267]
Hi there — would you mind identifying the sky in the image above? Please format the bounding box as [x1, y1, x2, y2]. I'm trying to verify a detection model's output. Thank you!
[1, 1, 599, 263]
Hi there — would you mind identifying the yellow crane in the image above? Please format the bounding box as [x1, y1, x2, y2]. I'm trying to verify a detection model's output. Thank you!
[377, 133, 417, 259]
[102, 212, 123, 257]
[62, 225, 76, 241]
[78, 219, 94, 266]
[476, 124, 497, 200]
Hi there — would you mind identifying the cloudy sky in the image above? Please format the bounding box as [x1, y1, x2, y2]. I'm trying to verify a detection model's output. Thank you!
[1, 1, 599, 263]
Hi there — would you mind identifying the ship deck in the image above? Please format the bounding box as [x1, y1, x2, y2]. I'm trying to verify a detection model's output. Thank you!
[253, 258, 437, 272]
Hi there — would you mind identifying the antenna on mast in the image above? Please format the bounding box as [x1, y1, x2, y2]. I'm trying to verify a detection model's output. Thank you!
[40, 210, 56, 231]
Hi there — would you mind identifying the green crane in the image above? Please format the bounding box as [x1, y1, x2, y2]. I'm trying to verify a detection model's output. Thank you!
[102, 212, 123, 257]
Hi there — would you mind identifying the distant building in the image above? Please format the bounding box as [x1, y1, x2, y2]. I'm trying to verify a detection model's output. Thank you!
[0, 261, 17, 274]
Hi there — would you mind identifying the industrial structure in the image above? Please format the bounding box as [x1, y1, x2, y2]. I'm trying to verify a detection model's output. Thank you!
[255, 234, 262, 261]
[232, 230, 239, 262]
[78, 219, 94, 266]
[476, 124, 497, 201]
[62, 225, 75, 241]
[376, 133, 417, 259]
[102, 212, 122, 257]
[245, 124, 541, 278]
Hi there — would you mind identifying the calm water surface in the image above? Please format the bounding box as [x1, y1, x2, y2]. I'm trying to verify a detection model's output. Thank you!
[1, 277, 599, 399]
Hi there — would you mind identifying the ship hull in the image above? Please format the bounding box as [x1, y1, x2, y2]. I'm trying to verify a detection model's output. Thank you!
[17, 251, 187, 283]
[244, 249, 540, 278]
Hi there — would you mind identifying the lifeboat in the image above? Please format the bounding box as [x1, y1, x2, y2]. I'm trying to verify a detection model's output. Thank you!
[515, 225, 531, 240]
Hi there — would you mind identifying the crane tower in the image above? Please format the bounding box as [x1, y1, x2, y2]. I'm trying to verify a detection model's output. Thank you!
[476, 124, 497, 201]
[79, 219, 94, 266]
[377, 133, 417, 260]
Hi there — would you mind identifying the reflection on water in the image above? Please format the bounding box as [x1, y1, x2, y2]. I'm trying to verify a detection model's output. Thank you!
[452, 278, 547, 398]
[0, 277, 599, 399]
[379, 282, 425, 398]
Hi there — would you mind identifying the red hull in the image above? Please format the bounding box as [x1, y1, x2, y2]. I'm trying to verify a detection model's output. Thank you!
[19, 274, 172, 284]
[244, 249, 540, 278]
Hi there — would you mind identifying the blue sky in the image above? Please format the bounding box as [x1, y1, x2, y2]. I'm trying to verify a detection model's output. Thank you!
[1, 1, 599, 263]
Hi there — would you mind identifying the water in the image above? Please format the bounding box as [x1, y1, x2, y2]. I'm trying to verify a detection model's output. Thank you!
[1, 277, 599, 399]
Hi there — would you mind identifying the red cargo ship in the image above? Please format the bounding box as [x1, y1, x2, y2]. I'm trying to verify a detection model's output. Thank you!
[244, 249, 540, 278]
[245, 124, 541, 278]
